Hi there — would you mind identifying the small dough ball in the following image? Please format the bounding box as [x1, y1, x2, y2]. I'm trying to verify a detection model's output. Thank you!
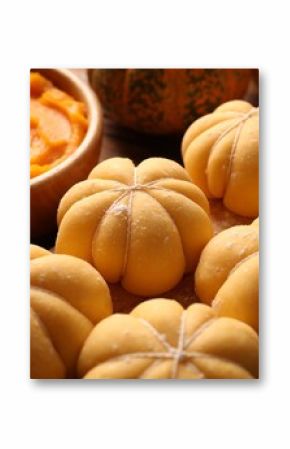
[182, 100, 259, 217]
[195, 220, 259, 331]
[56, 157, 213, 296]
[30, 244, 51, 260]
[30, 245, 112, 378]
[77, 299, 259, 379]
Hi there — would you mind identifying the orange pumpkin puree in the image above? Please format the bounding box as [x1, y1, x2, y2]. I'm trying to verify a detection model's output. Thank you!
[30, 72, 88, 178]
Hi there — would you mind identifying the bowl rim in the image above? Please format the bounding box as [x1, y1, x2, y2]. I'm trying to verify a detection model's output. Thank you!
[30, 68, 103, 187]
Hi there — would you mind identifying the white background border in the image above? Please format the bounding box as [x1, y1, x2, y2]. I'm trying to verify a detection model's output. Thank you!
[0, 1, 288, 447]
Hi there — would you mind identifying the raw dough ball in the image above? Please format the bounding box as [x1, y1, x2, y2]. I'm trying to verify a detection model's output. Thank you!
[30, 245, 112, 379]
[56, 157, 213, 296]
[182, 100, 259, 217]
[195, 219, 259, 331]
[30, 244, 51, 259]
[78, 299, 259, 379]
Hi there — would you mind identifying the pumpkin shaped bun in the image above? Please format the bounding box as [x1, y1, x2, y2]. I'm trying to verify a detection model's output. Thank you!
[78, 299, 259, 379]
[30, 244, 51, 260]
[30, 245, 112, 379]
[195, 219, 259, 331]
[56, 157, 213, 296]
[182, 100, 259, 218]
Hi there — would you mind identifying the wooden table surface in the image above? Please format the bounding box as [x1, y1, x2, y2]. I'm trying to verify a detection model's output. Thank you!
[32, 69, 258, 313]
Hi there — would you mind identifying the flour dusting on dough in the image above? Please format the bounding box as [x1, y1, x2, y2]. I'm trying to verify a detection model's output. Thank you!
[110, 204, 128, 215]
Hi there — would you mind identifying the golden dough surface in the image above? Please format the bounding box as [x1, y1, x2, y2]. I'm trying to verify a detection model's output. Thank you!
[195, 219, 259, 331]
[78, 299, 259, 379]
[30, 244, 51, 260]
[49, 199, 253, 314]
[56, 157, 213, 297]
[182, 100, 259, 218]
[30, 245, 112, 379]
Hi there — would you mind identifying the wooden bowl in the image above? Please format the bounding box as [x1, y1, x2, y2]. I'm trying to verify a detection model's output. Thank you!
[30, 68, 103, 241]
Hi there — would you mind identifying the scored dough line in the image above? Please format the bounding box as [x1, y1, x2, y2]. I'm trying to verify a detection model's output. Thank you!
[209, 108, 258, 162]
[121, 167, 137, 277]
[205, 107, 258, 195]
[89, 311, 251, 378]
[119, 174, 187, 277]
[171, 311, 187, 378]
[102, 314, 230, 378]
[89, 176, 196, 279]
[221, 250, 259, 285]
[223, 118, 246, 197]
[91, 190, 130, 265]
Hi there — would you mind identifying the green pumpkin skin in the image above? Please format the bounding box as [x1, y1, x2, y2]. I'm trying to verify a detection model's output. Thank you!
[88, 69, 252, 135]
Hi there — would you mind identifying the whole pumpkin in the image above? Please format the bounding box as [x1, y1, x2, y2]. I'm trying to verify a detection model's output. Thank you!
[88, 69, 252, 135]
